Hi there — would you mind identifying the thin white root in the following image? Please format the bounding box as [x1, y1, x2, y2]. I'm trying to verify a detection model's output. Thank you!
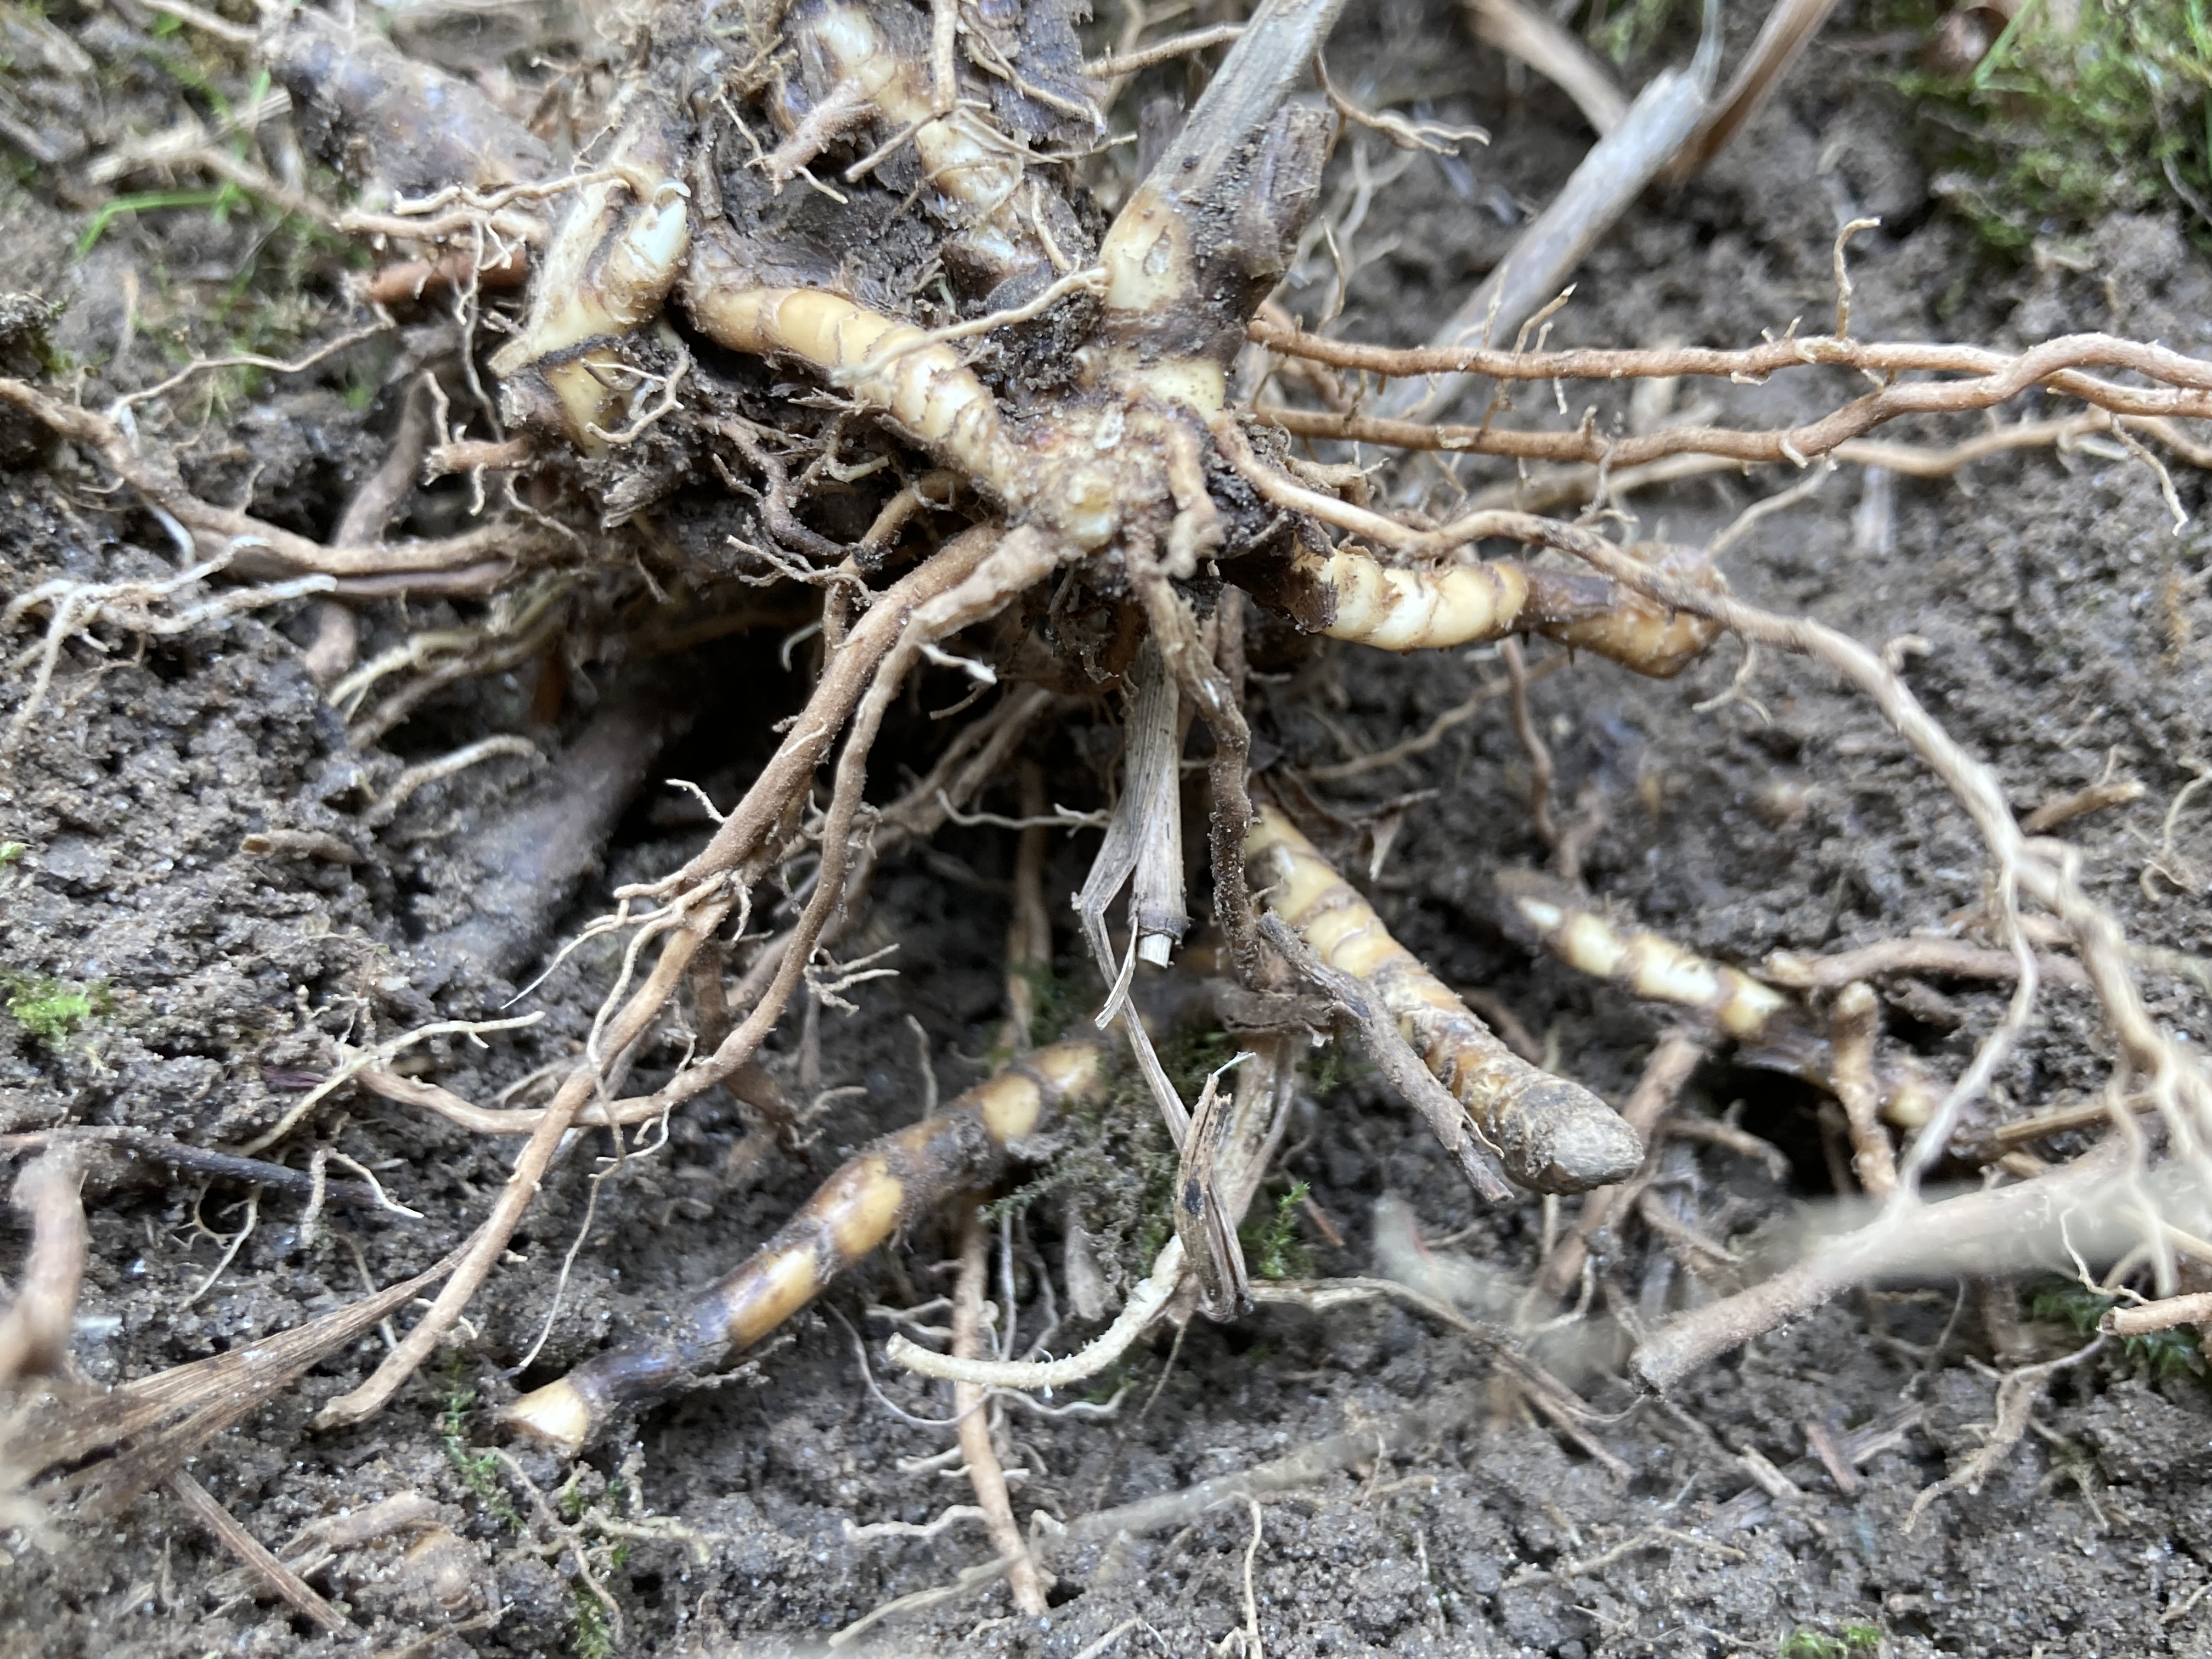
[887, 1238, 1186, 1389]
[363, 734, 542, 827]
[952, 1208, 1051, 1615]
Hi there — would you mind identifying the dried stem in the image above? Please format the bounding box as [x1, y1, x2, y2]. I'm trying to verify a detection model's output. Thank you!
[167, 1469, 345, 1633]
[1632, 1141, 2142, 1389]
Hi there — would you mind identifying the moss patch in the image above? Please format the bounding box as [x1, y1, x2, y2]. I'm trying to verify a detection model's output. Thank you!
[2, 973, 110, 1047]
[1898, 0, 2212, 251]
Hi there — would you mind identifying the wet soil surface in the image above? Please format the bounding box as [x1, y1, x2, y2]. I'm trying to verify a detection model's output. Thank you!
[5, 2, 2212, 1656]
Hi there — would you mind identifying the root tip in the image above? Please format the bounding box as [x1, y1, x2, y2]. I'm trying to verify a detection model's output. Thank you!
[1500, 1078, 1645, 1193]
[499, 1378, 593, 1454]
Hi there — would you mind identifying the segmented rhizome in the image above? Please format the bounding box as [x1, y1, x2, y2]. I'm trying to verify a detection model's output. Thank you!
[377, 0, 1729, 1440]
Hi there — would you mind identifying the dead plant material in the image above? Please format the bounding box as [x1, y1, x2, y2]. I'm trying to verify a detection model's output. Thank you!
[2103, 1292, 2212, 1338]
[1667, 0, 1842, 179]
[0, 1128, 389, 1214]
[1367, 64, 1713, 424]
[1534, 1029, 1707, 1303]
[166, 1467, 346, 1633]
[1628, 1139, 2212, 1390]
[0, 1146, 89, 1386]
[1460, 0, 1627, 137]
[17, 1238, 469, 1520]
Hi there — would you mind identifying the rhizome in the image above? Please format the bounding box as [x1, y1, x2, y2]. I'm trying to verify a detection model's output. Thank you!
[6, 0, 2212, 1645]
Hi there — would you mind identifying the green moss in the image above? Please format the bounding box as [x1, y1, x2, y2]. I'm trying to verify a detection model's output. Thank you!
[1778, 1626, 1882, 1659]
[1592, 0, 1683, 66]
[2026, 1277, 2207, 1381]
[0, 842, 24, 866]
[1241, 1180, 1316, 1280]
[438, 1378, 524, 1531]
[1160, 1025, 1239, 1102]
[1891, 0, 2212, 251]
[567, 1587, 617, 1659]
[3, 973, 110, 1046]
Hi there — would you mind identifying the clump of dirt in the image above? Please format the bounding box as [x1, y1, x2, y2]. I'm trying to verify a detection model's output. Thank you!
[4, 1, 2212, 1656]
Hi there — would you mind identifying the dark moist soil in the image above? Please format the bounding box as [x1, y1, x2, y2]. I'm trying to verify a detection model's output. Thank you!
[5, 2, 2212, 1656]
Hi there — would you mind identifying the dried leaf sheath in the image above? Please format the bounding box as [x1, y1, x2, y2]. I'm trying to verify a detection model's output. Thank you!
[1246, 806, 1641, 1192]
[502, 1040, 1105, 1453]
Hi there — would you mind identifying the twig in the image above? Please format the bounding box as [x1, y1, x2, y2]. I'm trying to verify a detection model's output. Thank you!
[1460, 0, 1627, 136]
[0, 1128, 388, 1212]
[167, 1468, 345, 1632]
[1632, 1142, 2133, 1389]
[1667, 0, 1842, 179]
[2104, 1291, 2212, 1337]
[1368, 66, 1712, 423]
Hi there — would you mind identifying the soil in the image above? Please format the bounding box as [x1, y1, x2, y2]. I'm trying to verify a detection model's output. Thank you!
[4, 2, 2212, 1657]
